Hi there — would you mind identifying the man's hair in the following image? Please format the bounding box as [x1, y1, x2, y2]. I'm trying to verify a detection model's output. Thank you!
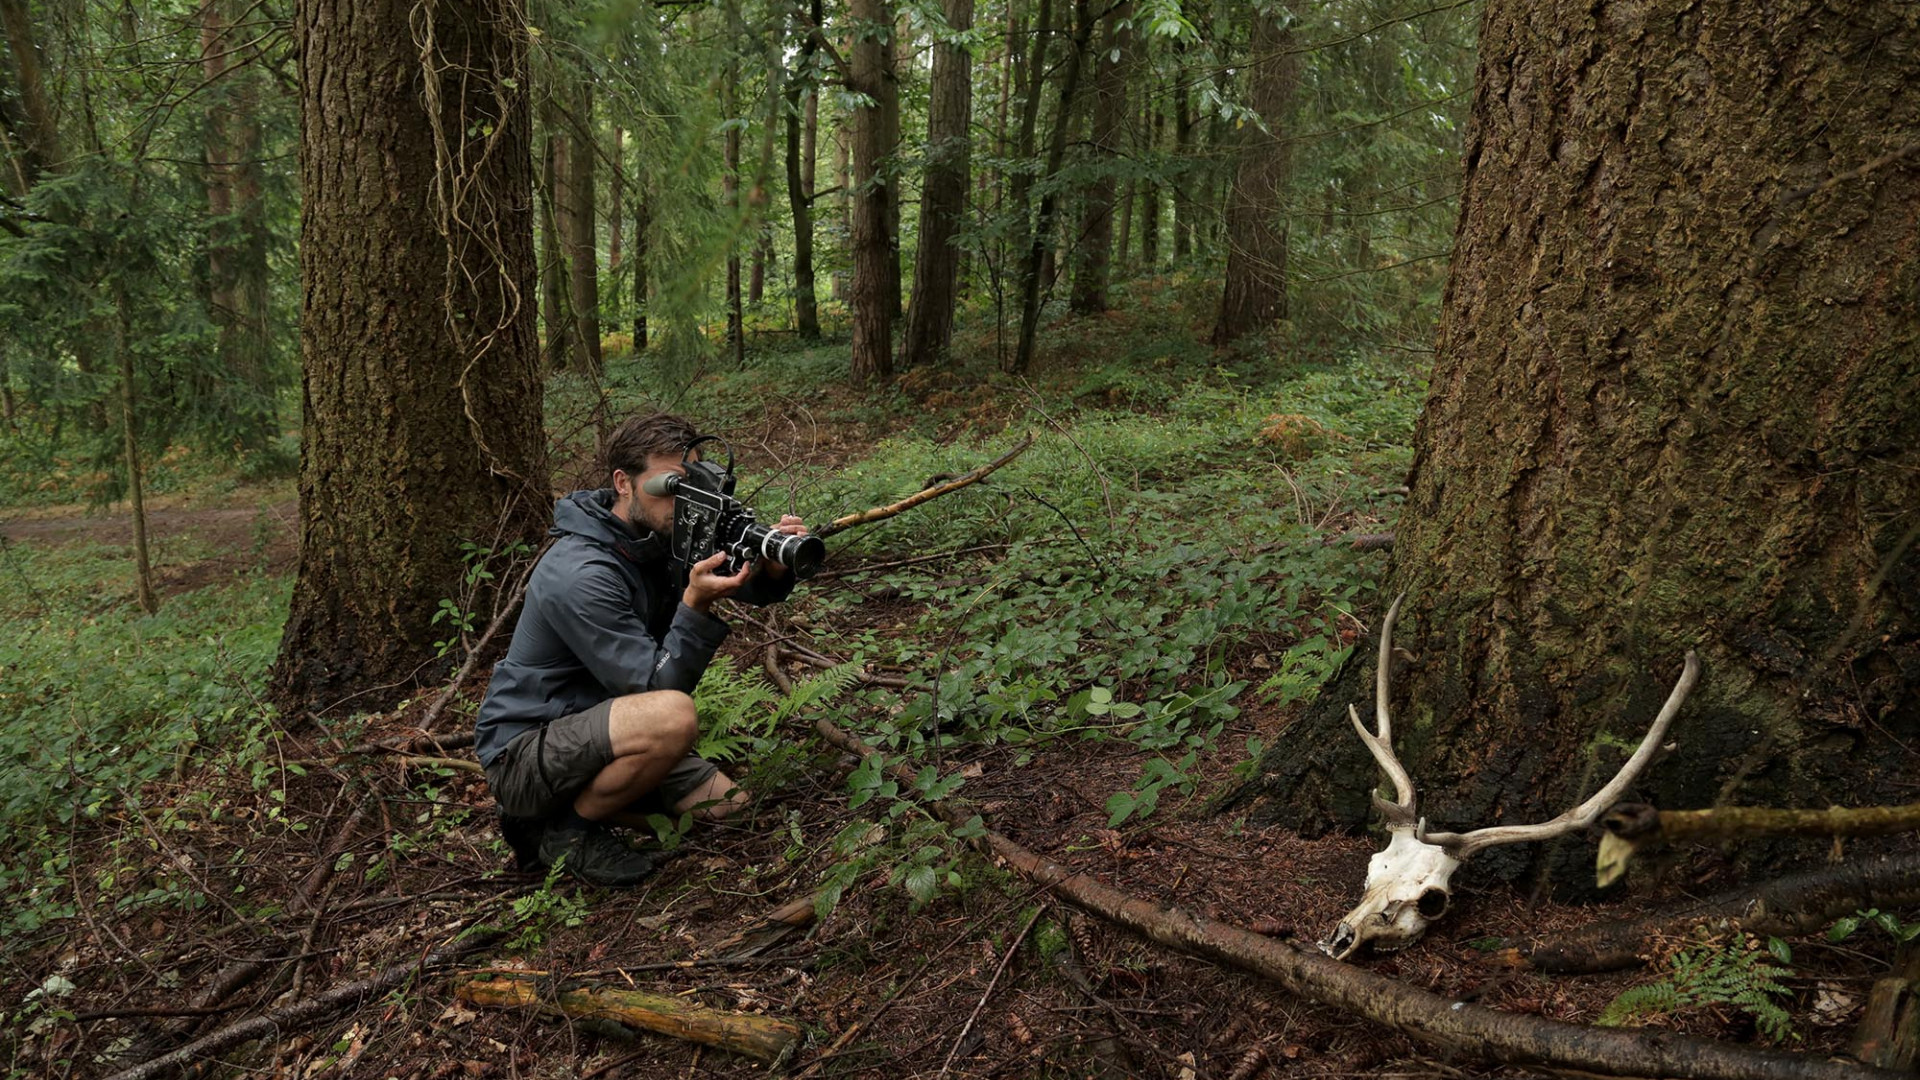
[604, 413, 698, 482]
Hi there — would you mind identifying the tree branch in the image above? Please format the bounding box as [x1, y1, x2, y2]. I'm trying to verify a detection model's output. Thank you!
[815, 432, 1035, 539]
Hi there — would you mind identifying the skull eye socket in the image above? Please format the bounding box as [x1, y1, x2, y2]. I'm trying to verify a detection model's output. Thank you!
[1417, 887, 1449, 919]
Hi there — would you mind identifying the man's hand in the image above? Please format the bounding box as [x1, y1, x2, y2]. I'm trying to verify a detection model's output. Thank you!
[756, 515, 809, 580]
[683, 551, 752, 613]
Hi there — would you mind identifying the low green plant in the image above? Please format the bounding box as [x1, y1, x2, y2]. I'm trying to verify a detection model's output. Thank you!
[1828, 908, 1920, 946]
[1598, 931, 1797, 1041]
[507, 861, 589, 952]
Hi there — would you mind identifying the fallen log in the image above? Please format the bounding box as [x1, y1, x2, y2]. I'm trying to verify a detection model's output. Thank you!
[814, 432, 1034, 540]
[1598, 801, 1920, 886]
[806, 713, 1908, 1080]
[455, 971, 800, 1064]
[1533, 851, 1920, 974]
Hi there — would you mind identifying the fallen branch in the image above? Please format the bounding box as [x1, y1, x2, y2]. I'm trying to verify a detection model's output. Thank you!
[1598, 800, 1920, 886]
[1533, 850, 1920, 974]
[455, 971, 799, 1064]
[938, 905, 1042, 1078]
[814, 432, 1035, 540]
[776, 647, 912, 689]
[808, 714, 1908, 1080]
[103, 928, 500, 1080]
[707, 891, 820, 959]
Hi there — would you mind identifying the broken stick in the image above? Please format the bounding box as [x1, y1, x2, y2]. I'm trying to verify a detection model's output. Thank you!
[455, 971, 799, 1064]
[814, 432, 1035, 540]
[1598, 799, 1920, 886]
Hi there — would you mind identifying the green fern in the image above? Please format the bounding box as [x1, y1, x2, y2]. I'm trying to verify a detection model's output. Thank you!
[693, 657, 861, 762]
[1598, 932, 1797, 1042]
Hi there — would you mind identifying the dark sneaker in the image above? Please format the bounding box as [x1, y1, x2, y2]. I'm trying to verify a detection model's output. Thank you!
[536, 823, 660, 887]
[498, 813, 546, 872]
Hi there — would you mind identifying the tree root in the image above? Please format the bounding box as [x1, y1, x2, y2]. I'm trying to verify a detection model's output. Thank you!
[1533, 850, 1920, 974]
[807, 713, 1909, 1080]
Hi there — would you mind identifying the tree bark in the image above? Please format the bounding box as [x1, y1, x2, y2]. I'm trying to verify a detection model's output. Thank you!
[723, 56, 745, 366]
[1141, 95, 1162, 267]
[1071, 3, 1131, 315]
[899, 0, 973, 368]
[1008, 0, 1094, 374]
[848, 0, 897, 384]
[563, 84, 602, 375]
[539, 104, 571, 369]
[785, 3, 822, 342]
[113, 281, 157, 615]
[608, 127, 623, 273]
[0, 0, 60, 178]
[632, 187, 648, 349]
[1172, 59, 1192, 260]
[276, 0, 549, 714]
[1212, 10, 1295, 345]
[1230, 0, 1920, 896]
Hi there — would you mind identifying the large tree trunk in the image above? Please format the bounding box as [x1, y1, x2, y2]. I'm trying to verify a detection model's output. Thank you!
[1211, 10, 1295, 345]
[276, 0, 548, 714]
[563, 85, 602, 375]
[1070, 3, 1130, 316]
[848, 0, 896, 384]
[1231, 0, 1920, 893]
[200, 0, 276, 453]
[899, 0, 973, 368]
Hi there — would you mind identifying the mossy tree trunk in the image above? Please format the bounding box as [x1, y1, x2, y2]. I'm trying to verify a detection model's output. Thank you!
[1232, 0, 1920, 892]
[276, 0, 548, 714]
[899, 0, 973, 368]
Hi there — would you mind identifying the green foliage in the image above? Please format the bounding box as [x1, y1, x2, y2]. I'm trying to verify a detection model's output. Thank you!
[1598, 932, 1797, 1042]
[692, 655, 862, 764]
[507, 862, 591, 952]
[1828, 908, 1920, 946]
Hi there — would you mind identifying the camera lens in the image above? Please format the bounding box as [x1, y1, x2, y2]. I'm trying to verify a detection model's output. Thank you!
[745, 523, 826, 579]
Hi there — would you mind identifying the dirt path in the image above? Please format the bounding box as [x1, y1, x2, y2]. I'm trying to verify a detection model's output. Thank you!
[0, 493, 300, 595]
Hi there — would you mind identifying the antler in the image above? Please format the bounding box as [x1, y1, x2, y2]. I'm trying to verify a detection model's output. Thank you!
[1349, 593, 1418, 826]
[1421, 650, 1700, 860]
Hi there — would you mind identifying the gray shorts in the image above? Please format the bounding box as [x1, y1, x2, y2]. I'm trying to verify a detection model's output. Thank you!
[484, 700, 719, 820]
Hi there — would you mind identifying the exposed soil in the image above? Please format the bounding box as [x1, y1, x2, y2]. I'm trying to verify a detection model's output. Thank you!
[0, 490, 299, 597]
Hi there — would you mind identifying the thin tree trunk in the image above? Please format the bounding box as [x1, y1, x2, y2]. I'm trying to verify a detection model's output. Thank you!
[275, 0, 548, 713]
[900, 0, 973, 368]
[1212, 11, 1296, 345]
[1070, 2, 1130, 315]
[723, 57, 745, 365]
[1173, 61, 1192, 259]
[886, 15, 906, 322]
[608, 127, 623, 272]
[632, 188, 648, 349]
[1009, 0, 1094, 374]
[200, 0, 276, 452]
[1116, 181, 1134, 271]
[749, 230, 767, 304]
[113, 281, 157, 614]
[848, 0, 897, 383]
[564, 85, 602, 375]
[539, 111, 570, 369]
[786, 1, 822, 341]
[1142, 96, 1162, 266]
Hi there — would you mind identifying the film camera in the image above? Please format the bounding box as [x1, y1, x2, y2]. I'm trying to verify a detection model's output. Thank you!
[641, 436, 826, 580]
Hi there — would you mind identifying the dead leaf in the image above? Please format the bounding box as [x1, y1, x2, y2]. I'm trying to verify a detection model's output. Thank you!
[437, 1002, 478, 1028]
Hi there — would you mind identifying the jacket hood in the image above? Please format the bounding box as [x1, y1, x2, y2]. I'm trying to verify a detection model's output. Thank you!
[553, 489, 669, 564]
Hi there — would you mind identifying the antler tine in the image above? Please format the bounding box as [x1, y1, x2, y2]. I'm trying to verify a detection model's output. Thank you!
[1423, 650, 1700, 860]
[1349, 593, 1416, 823]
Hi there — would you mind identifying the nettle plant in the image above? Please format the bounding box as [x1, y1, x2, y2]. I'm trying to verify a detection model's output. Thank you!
[1324, 595, 1700, 959]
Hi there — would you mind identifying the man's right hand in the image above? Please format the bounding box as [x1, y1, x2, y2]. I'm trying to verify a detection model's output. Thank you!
[683, 551, 751, 613]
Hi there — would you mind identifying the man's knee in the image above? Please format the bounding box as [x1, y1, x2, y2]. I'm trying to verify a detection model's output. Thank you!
[608, 689, 699, 755]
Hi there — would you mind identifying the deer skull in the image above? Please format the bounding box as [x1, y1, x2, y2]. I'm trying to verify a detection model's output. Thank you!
[1318, 594, 1700, 961]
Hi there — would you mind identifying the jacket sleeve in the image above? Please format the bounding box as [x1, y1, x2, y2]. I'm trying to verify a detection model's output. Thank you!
[548, 560, 730, 696]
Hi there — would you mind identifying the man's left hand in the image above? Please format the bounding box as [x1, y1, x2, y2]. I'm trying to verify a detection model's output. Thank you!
[757, 515, 809, 579]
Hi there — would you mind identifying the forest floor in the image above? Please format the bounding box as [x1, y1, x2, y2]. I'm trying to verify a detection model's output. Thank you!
[1, 288, 1905, 1079]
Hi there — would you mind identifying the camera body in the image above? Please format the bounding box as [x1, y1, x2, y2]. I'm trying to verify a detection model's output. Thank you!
[642, 439, 825, 580]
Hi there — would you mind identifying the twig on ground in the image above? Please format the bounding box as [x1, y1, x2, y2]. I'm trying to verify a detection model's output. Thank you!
[815, 433, 1035, 540]
[811, 542, 1020, 580]
[938, 905, 1044, 1078]
[102, 926, 502, 1080]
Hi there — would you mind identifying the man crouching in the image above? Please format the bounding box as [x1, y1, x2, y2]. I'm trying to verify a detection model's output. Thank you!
[473, 413, 808, 886]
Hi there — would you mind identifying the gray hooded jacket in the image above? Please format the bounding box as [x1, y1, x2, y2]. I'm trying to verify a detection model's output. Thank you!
[473, 489, 793, 768]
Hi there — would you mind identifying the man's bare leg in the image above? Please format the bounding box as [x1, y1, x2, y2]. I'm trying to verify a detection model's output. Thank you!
[673, 770, 750, 821]
[571, 690, 699, 820]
